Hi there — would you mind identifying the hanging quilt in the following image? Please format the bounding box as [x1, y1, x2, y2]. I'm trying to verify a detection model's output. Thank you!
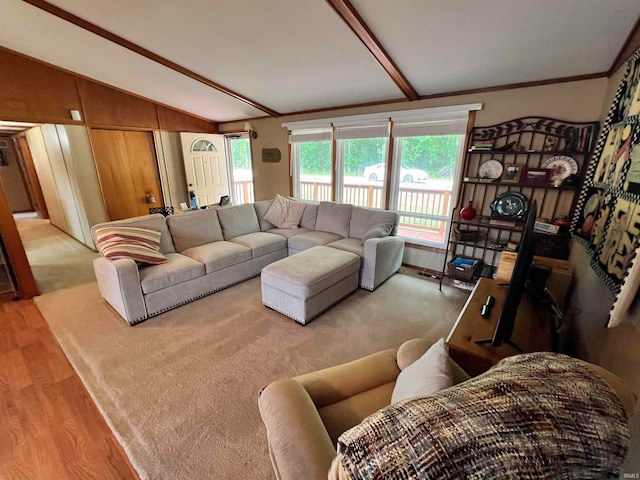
[572, 48, 640, 326]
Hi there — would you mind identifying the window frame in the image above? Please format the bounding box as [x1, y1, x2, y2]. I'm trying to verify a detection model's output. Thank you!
[389, 135, 466, 248]
[285, 104, 481, 245]
[289, 130, 334, 202]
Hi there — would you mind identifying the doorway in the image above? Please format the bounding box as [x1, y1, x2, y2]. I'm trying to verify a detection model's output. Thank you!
[90, 129, 164, 220]
[180, 132, 228, 207]
[225, 133, 255, 205]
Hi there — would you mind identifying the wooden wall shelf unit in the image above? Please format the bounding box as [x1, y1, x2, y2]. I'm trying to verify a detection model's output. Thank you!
[440, 116, 599, 288]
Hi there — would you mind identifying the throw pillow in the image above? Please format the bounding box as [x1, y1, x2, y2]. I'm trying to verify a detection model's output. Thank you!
[95, 226, 168, 265]
[390, 338, 453, 403]
[264, 194, 306, 229]
[362, 224, 392, 242]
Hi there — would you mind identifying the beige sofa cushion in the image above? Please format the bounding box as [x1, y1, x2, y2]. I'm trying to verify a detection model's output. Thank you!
[349, 206, 398, 240]
[288, 231, 343, 252]
[139, 253, 205, 294]
[216, 203, 260, 239]
[253, 200, 276, 231]
[300, 202, 319, 230]
[228, 232, 286, 258]
[182, 241, 252, 274]
[315, 202, 353, 237]
[326, 238, 364, 259]
[166, 208, 223, 252]
[266, 227, 310, 239]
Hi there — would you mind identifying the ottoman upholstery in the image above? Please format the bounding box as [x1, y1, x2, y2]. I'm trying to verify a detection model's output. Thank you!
[261, 246, 360, 324]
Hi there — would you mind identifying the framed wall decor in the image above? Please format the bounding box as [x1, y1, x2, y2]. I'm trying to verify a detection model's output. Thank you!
[571, 48, 640, 321]
[262, 147, 281, 163]
[522, 167, 551, 185]
[502, 164, 522, 183]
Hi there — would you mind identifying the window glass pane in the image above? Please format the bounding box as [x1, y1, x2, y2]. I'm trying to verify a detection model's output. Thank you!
[393, 135, 462, 246]
[192, 139, 216, 152]
[229, 137, 254, 205]
[342, 137, 387, 209]
[298, 141, 332, 201]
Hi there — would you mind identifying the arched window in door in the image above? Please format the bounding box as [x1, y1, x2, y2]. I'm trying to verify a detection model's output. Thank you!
[191, 139, 217, 152]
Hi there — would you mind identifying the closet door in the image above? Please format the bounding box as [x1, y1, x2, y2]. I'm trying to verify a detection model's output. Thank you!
[26, 127, 68, 232]
[90, 129, 164, 220]
[40, 124, 84, 243]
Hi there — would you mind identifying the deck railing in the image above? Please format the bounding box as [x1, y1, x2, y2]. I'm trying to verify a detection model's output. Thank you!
[233, 180, 255, 204]
[233, 179, 451, 242]
[301, 180, 451, 241]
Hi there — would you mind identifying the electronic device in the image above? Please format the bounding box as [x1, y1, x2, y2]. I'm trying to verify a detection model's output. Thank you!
[481, 295, 496, 318]
[534, 221, 559, 234]
[475, 200, 539, 352]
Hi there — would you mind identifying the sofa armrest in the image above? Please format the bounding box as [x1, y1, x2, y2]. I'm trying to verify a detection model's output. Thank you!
[93, 256, 147, 325]
[360, 236, 405, 290]
[294, 348, 400, 407]
[258, 379, 337, 480]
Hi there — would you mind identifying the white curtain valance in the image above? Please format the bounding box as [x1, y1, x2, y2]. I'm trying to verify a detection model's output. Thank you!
[288, 128, 332, 144]
[282, 103, 481, 132]
[393, 116, 468, 137]
[334, 123, 389, 140]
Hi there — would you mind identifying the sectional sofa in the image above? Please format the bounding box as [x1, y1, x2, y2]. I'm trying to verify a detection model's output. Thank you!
[91, 200, 404, 325]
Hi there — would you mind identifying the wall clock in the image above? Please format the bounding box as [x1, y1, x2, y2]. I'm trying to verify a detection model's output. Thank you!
[490, 192, 530, 220]
[478, 159, 504, 180]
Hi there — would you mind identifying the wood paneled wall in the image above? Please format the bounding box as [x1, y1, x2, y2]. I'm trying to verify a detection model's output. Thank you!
[77, 79, 160, 129]
[0, 49, 83, 124]
[0, 47, 217, 133]
[0, 176, 38, 299]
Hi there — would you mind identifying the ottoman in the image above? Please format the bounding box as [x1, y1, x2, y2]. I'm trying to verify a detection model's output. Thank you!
[261, 246, 360, 325]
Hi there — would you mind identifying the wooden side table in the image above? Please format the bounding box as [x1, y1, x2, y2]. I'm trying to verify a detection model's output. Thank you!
[446, 278, 553, 376]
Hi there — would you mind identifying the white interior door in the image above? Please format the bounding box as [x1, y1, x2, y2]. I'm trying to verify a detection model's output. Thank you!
[180, 133, 228, 207]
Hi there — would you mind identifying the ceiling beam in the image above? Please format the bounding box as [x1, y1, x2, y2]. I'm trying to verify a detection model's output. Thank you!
[21, 0, 281, 117]
[326, 0, 419, 101]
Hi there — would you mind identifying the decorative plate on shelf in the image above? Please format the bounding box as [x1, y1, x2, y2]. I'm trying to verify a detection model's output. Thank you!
[541, 155, 578, 182]
[490, 192, 530, 220]
[478, 159, 504, 180]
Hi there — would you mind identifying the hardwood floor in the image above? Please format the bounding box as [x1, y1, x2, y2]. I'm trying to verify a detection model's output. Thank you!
[0, 299, 138, 479]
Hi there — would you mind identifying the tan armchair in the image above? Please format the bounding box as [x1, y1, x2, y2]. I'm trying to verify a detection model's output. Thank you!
[258, 339, 637, 480]
[257, 338, 469, 480]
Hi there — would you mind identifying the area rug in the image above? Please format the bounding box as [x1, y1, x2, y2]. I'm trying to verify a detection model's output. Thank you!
[34, 271, 467, 480]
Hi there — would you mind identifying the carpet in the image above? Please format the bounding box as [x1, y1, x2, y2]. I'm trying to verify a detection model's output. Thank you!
[34, 270, 467, 480]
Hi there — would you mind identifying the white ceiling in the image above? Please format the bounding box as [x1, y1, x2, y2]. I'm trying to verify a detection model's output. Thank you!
[0, 0, 639, 123]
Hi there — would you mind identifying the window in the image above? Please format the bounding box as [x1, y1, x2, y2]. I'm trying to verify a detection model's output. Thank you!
[289, 128, 332, 201]
[284, 104, 479, 246]
[390, 133, 464, 246]
[335, 123, 388, 208]
[226, 134, 254, 205]
[191, 139, 216, 152]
